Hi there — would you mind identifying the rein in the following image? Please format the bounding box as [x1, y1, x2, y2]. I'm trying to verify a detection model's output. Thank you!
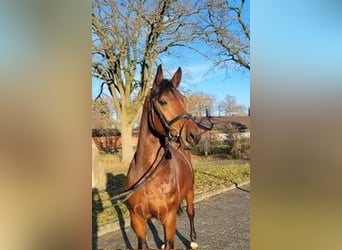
[110, 145, 168, 204]
[110, 93, 190, 204]
[109, 90, 213, 205]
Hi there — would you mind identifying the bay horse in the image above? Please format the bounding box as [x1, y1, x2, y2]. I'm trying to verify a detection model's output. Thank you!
[125, 65, 205, 249]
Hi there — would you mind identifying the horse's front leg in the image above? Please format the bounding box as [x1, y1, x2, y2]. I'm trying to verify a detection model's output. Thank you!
[130, 212, 149, 249]
[161, 211, 177, 250]
[186, 189, 198, 249]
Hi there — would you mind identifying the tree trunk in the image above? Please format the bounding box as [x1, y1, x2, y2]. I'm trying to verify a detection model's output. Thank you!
[120, 119, 134, 164]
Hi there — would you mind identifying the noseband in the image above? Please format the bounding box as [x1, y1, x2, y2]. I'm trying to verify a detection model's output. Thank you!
[149, 90, 193, 142]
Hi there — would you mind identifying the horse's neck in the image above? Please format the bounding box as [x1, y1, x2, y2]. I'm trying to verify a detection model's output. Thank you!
[135, 107, 162, 169]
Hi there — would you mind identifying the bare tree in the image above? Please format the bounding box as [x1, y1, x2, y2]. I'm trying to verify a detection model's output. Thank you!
[92, 0, 201, 163]
[92, 0, 249, 163]
[200, 0, 250, 70]
[186, 92, 214, 117]
[220, 94, 246, 116]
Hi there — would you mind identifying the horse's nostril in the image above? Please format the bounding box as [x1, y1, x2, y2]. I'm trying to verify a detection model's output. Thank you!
[189, 133, 195, 141]
[187, 132, 199, 144]
[189, 132, 196, 142]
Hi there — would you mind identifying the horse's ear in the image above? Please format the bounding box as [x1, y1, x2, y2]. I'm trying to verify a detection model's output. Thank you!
[171, 67, 182, 88]
[153, 64, 164, 87]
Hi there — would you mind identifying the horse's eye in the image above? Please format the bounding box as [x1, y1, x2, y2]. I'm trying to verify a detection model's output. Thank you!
[159, 99, 167, 106]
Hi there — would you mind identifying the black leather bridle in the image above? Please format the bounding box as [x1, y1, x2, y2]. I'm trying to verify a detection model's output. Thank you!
[149, 90, 193, 142]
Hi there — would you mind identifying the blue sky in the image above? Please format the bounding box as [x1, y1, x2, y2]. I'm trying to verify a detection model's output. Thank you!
[159, 54, 250, 109]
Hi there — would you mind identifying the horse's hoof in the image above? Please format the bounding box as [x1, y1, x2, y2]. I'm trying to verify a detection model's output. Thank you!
[161, 243, 165, 249]
[190, 241, 199, 249]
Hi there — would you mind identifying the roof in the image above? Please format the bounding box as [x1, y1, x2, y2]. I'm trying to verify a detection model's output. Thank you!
[195, 115, 250, 130]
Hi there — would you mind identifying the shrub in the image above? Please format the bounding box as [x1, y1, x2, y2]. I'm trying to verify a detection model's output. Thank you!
[191, 130, 228, 156]
[192, 129, 250, 159]
[92, 128, 121, 137]
[229, 138, 250, 159]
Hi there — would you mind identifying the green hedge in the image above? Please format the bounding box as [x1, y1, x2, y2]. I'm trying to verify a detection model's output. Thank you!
[92, 128, 121, 137]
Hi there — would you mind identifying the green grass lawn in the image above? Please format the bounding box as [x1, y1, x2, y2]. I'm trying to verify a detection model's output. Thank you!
[194, 163, 250, 193]
[93, 157, 250, 227]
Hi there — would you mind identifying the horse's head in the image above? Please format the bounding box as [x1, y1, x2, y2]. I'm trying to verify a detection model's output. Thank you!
[149, 65, 204, 149]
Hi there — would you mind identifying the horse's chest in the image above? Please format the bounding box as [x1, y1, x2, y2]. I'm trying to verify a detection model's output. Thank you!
[146, 170, 177, 197]
[129, 156, 193, 220]
[130, 175, 177, 220]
